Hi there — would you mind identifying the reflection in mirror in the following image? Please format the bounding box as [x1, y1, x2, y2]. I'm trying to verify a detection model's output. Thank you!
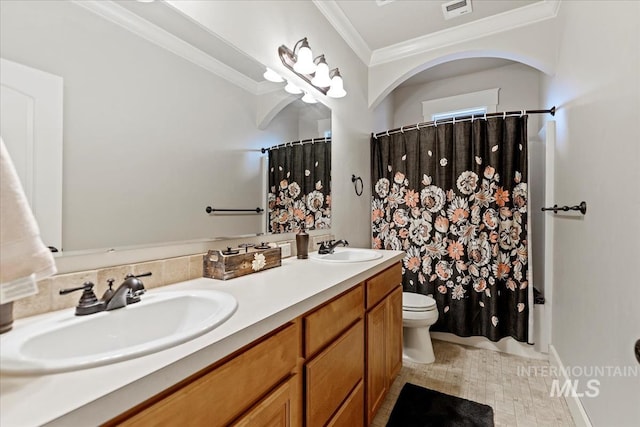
[0, 0, 330, 254]
[266, 102, 331, 233]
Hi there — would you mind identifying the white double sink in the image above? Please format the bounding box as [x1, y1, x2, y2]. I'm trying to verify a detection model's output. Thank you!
[0, 248, 382, 376]
[308, 247, 383, 263]
[0, 290, 237, 375]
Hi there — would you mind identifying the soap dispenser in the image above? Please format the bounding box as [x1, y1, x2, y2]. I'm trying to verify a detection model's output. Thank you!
[296, 223, 309, 259]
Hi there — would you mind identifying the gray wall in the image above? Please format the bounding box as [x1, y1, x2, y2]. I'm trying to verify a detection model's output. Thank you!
[541, 1, 640, 425]
[0, 1, 300, 251]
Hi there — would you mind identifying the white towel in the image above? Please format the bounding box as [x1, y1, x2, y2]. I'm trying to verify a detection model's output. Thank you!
[0, 137, 56, 287]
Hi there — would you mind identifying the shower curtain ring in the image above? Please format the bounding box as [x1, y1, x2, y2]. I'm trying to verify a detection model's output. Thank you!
[401, 126, 404, 133]
[503, 111, 507, 119]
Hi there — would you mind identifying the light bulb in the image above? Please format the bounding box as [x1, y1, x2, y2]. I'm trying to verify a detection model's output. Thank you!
[327, 71, 346, 98]
[293, 39, 316, 74]
[263, 67, 284, 83]
[311, 57, 332, 87]
[284, 81, 302, 95]
[301, 92, 317, 104]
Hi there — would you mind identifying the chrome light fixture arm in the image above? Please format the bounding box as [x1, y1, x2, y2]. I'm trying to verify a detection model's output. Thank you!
[278, 45, 328, 95]
[278, 37, 346, 98]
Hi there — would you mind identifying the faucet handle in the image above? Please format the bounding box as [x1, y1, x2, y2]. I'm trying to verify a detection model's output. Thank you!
[59, 282, 105, 316]
[101, 279, 116, 301]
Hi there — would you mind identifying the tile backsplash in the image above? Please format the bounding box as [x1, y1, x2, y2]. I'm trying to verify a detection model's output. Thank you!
[13, 253, 205, 320]
[13, 232, 335, 321]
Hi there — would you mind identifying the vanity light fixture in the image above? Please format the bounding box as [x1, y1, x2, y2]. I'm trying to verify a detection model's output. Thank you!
[284, 81, 302, 95]
[301, 92, 317, 104]
[278, 37, 347, 98]
[310, 55, 331, 87]
[263, 67, 284, 83]
[327, 69, 346, 98]
[292, 38, 316, 74]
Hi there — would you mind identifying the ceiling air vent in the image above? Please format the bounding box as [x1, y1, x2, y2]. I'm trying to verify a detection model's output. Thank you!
[441, 0, 473, 20]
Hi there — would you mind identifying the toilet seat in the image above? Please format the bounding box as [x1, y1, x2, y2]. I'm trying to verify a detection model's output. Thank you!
[402, 292, 436, 312]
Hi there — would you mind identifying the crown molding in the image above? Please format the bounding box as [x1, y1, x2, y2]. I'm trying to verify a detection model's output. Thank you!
[71, 0, 262, 94]
[370, 0, 561, 66]
[311, 0, 371, 66]
[255, 81, 286, 96]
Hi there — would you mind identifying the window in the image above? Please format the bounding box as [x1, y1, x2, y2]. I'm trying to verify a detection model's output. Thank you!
[422, 88, 499, 122]
[432, 107, 487, 122]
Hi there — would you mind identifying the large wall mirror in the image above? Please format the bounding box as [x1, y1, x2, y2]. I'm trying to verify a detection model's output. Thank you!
[0, 0, 330, 255]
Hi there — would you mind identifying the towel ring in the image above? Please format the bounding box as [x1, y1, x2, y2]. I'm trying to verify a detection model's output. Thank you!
[351, 174, 363, 197]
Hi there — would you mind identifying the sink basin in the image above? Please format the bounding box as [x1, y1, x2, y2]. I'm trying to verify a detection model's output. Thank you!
[0, 290, 237, 375]
[309, 248, 383, 263]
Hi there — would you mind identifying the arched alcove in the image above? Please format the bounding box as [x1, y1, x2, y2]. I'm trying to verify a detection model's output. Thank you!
[369, 42, 557, 110]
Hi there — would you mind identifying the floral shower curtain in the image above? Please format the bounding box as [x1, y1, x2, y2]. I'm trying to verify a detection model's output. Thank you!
[371, 117, 530, 342]
[268, 140, 331, 233]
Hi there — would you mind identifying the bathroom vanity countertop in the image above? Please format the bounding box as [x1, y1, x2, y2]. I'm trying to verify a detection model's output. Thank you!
[0, 250, 404, 427]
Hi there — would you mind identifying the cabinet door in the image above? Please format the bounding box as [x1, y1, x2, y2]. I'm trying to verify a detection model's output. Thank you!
[232, 377, 295, 427]
[386, 286, 403, 381]
[366, 301, 387, 424]
[327, 380, 364, 427]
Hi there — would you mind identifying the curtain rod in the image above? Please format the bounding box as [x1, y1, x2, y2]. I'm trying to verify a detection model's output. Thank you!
[261, 136, 331, 154]
[372, 106, 556, 139]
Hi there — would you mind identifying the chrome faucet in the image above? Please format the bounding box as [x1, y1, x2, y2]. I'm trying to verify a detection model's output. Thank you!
[318, 239, 349, 255]
[59, 272, 151, 316]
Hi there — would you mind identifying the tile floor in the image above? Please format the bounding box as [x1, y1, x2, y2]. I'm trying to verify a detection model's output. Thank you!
[371, 339, 575, 427]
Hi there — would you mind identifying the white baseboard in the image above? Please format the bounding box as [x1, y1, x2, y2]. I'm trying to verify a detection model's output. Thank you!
[431, 332, 548, 360]
[548, 344, 593, 427]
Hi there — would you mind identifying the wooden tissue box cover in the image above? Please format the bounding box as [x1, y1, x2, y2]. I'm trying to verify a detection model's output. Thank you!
[203, 247, 282, 280]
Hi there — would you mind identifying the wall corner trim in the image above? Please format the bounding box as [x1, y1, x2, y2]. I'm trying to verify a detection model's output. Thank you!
[548, 345, 594, 427]
[311, 0, 372, 66]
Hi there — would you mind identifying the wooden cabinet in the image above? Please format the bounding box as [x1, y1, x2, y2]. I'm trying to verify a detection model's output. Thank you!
[116, 322, 300, 427]
[111, 262, 402, 427]
[365, 264, 403, 425]
[232, 377, 296, 427]
[386, 287, 403, 381]
[327, 380, 364, 427]
[304, 284, 363, 358]
[306, 320, 364, 427]
[303, 284, 365, 427]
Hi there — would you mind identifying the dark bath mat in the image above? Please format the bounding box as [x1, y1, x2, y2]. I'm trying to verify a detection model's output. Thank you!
[386, 383, 494, 427]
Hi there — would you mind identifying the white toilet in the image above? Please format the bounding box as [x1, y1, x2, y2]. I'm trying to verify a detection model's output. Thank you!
[402, 292, 439, 364]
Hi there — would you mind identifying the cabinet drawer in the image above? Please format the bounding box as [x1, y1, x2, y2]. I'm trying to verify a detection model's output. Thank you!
[366, 263, 401, 309]
[327, 380, 364, 427]
[306, 320, 364, 427]
[304, 284, 363, 357]
[122, 323, 299, 427]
